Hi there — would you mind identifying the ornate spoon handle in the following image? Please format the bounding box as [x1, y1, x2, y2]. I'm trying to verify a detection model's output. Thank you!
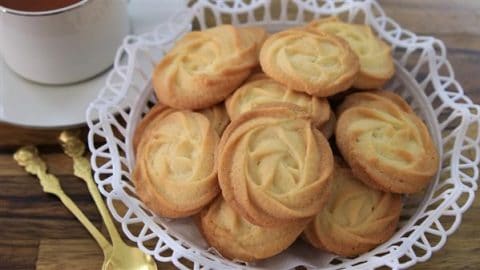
[59, 131, 124, 245]
[14, 145, 112, 254]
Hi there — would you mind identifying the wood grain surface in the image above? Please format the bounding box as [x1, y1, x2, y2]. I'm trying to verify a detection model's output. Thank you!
[0, 1, 479, 269]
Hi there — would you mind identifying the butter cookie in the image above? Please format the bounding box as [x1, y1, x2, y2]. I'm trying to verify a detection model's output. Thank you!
[198, 103, 230, 136]
[218, 105, 333, 227]
[225, 73, 331, 127]
[153, 25, 266, 109]
[198, 197, 306, 262]
[335, 91, 439, 193]
[133, 110, 219, 218]
[304, 159, 402, 256]
[259, 28, 359, 97]
[308, 17, 394, 89]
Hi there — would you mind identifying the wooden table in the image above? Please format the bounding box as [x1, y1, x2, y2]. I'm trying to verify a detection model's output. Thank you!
[1, 1, 479, 269]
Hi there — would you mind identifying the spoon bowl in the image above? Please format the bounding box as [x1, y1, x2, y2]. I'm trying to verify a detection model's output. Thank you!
[103, 245, 157, 270]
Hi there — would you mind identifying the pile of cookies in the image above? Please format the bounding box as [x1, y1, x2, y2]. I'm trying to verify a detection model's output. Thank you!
[132, 17, 439, 262]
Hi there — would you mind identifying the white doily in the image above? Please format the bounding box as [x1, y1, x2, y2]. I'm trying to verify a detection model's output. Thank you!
[86, 1, 480, 269]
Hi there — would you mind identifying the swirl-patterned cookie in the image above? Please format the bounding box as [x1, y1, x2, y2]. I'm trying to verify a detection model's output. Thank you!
[304, 159, 402, 257]
[259, 28, 359, 97]
[133, 110, 219, 218]
[225, 73, 331, 126]
[335, 91, 439, 194]
[218, 105, 333, 227]
[198, 197, 306, 262]
[308, 17, 394, 89]
[153, 25, 267, 109]
[198, 103, 230, 136]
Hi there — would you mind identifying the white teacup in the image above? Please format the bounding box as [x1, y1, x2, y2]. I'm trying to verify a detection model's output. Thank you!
[0, 0, 129, 85]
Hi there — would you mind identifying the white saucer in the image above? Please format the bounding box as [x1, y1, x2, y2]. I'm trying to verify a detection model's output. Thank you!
[0, 0, 185, 129]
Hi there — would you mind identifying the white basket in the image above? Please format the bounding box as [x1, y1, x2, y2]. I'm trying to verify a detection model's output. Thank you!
[86, 0, 480, 269]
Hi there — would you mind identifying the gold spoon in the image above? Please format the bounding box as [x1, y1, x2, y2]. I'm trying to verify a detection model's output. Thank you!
[13, 145, 113, 269]
[59, 131, 157, 270]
